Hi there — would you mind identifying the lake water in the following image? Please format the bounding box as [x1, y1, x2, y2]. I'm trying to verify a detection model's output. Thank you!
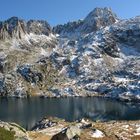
[0, 97, 140, 130]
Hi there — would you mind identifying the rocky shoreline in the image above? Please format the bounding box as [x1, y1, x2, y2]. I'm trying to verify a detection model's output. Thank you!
[1, 117, 140, 140]
[39, 93, 140, 103]
[1, 94, 140, 105]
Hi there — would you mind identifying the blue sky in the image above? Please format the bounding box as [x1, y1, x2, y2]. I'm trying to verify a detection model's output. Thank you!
[0, 0, 140, 26]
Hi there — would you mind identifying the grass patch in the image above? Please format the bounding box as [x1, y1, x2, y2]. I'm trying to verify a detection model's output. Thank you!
[0, 127, 15, 140]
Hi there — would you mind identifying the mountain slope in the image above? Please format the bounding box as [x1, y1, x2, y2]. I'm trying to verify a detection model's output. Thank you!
[0, 7, 139, 101]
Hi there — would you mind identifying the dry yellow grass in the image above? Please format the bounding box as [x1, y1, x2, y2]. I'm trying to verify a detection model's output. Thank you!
[28, 131, 52, 140]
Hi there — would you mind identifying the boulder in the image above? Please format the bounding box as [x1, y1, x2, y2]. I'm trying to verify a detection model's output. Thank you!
[52, 125, 81, 140]
[79, 119, 92, 129]
[66, 126, 81, 139]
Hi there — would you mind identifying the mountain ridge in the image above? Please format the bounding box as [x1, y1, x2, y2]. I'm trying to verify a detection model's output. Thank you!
[0, 16, 52, 40]
[53, 7, 118, 36]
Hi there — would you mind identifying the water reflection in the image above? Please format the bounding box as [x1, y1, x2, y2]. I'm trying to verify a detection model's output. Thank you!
[0, 97, 140, 130]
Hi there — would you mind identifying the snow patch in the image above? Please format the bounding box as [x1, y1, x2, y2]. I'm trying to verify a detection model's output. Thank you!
[90, 129, 105, 138]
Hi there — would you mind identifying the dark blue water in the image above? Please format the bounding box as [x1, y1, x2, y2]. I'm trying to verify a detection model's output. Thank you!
[0, 97, 140, 130]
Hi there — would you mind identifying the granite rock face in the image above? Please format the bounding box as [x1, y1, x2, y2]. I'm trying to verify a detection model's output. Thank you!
[0, 17, 27, 40]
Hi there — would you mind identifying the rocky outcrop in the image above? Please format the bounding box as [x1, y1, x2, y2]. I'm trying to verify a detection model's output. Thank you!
[1, 117, 140, 140]
[17, 65, 43, 84]
[29, 117, 140, 140]
[52, 125, 81, 140]
[27, 20, 52, 36]
[0, 17, 27, 40]
[31, 117, 58, 131]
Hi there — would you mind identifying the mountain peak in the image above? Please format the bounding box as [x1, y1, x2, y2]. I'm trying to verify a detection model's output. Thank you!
[81, 7, 118, 33]
[27, 20, 51, 36]
[53, 7, 118, 36]
[85, 7, 117, 19]
[89, 7, 113, 15]
[6, 16, 21, 22]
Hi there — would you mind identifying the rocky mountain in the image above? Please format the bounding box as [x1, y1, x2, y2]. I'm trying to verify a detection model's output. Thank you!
[53, 7, 118, 37]
[0, 17, 52, 39]
[0, 7, 139, 101]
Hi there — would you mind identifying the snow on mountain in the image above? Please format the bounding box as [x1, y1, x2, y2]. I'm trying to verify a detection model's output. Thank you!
[53, 7, 118, 37]
[0, 7, 139, 101]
